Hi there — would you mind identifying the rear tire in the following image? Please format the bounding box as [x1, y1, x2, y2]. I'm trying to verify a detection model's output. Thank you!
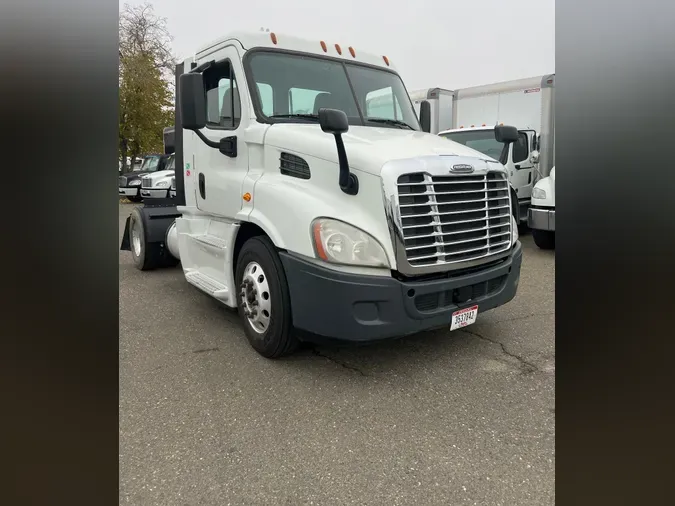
[128, 207, 177, 270]
[532, 229, 555, 250]
[235, 236, 298, 358]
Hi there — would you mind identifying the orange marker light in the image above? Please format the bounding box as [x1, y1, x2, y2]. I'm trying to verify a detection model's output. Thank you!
[312, 222, 328, 260]
[243, 192, 252, 202]
[349, 46, 356, 57]
[335, 43, 342, 55]
[382, 55, 390, 66]
[320, 40, 327, 52]
[460, 126, 464, 128]
[482, 123, 486, 126]
[471, 125, 474, 127]
[270, 32, 277, 44]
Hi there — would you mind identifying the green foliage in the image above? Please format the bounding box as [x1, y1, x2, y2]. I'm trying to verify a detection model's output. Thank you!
[119, 2, 175, 172]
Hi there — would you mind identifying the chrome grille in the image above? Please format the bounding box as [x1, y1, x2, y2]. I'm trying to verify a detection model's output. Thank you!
[119, 176, 127, 187]
[141, 177, 152, 188]
[397, 171, 511, 267]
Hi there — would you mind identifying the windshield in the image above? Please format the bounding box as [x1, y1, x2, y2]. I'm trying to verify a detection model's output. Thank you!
[439, 130, 503, 160]
[245, 51, 420, 130]
[137, 156, 160, 172]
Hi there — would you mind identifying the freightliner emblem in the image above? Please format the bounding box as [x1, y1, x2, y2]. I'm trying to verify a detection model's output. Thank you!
[451, 163, 474, 173]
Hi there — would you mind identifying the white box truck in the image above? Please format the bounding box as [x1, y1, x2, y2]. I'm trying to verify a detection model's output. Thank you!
[121, 31, 524, 358]
[409, 75, 555, 223]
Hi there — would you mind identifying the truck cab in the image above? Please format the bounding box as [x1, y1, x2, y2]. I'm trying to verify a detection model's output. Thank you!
[140, 154, 176, 200]
[122, 31, 524, 358]
[438, 126, 538, 223]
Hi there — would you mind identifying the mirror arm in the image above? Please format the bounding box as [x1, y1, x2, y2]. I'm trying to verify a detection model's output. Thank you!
[334, 134, 359, 195]
[192, 129, 220, 149]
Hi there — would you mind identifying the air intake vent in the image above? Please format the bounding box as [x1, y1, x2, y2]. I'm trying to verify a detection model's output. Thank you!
[279, 152, 310, 179]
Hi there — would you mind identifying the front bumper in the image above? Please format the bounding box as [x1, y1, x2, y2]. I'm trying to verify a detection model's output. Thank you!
[119, 187, 140, 197]
[528, 206, 555, 231]
[280, 241, 522, 343]
[140, 187, 170, 199]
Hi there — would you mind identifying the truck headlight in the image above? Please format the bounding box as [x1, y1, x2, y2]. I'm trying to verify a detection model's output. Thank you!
[129, 179, 142, 186]
[511, 215, 519, 244]
[156, 181, 169, 188]
[312, 218, 390, 268]
[532, 187, 546, 200]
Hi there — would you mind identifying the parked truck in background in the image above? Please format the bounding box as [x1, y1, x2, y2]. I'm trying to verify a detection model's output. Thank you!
[141, 154, 176, 200]
[121, 31, 523, 358]
[409, 75, 555, 224]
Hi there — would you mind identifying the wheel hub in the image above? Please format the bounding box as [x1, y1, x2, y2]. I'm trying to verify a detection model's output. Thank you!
[131, 218, 142, 257]
[240, 262, 271, 334]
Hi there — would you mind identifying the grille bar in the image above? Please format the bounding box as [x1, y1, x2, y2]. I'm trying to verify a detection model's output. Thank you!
[396, 171, 512, 268]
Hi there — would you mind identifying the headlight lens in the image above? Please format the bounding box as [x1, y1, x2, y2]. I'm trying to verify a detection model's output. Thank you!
[511, 215, 519, 244]
[532, 187, 546, 200]
[156, 181, 169, 188]
[129, 179, 142, 186]
[312, 218, 390, 268]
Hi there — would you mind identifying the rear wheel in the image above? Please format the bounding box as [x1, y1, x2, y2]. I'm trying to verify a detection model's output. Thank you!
[235, 236, 297, 358]
[128, 207, 177, 270]
[532, 229, 555, 250]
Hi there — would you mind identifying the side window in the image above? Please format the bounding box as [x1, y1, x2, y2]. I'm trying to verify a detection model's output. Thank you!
[365, 87, 403, 120]
[204, 60, 241, 129]
[512, 132, 529, 164]
[257, 83, 274, 116]
[289, 88, 324, 114]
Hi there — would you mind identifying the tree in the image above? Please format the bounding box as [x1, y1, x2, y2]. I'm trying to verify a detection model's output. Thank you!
[119, 2, 175, 173]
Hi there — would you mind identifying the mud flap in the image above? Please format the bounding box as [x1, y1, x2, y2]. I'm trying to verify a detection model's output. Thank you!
[120, 216, 131, 251]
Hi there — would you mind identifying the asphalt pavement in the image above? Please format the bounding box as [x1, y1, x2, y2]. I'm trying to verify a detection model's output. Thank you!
[119, 201, 555, 506]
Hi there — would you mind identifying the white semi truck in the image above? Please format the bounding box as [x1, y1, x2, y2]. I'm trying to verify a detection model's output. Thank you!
[409, 75, 555, 223]
[121, 31, 524, 358]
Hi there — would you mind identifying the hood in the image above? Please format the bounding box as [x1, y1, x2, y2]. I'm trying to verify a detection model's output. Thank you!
[122, 170, 154, 180]
[142, 170, 174, 181]
[263, 124, 495, 175]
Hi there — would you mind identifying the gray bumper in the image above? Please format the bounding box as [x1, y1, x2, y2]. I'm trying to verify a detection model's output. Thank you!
[528, 207, 555, 231]
[280, 242, 522, 343]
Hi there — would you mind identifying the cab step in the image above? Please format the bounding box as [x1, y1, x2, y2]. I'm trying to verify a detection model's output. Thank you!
[185, 270, 230, 303]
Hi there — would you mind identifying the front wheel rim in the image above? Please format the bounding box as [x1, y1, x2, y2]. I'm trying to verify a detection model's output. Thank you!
[240, 261, 271, 334]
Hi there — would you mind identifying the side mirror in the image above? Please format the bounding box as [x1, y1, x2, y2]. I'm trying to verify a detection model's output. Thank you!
[419, 100, 431, 133]
[318, 108, 349, 134]
[178, 73, 207, 130]
[317, 108, 358, 196]
[529, 150, 540, 164]
[494, 124, 519, 144]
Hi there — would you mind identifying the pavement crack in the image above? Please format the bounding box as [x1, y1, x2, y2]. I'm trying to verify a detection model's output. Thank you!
[192, 347, 220, 354]
[461, 328, 540, 374]
[311, 349, 368, 376]
[493, 311, 555, 324]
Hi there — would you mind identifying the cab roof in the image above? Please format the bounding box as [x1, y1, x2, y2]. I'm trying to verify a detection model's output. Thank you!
[194, 31, 396, 71]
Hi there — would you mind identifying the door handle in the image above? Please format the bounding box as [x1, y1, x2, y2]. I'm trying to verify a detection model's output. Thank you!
[515, 164, 521, 169]
[198, 173, 206, 199]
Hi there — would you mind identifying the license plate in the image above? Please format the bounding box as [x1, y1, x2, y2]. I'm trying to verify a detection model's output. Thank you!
[450, 305, 479, 331]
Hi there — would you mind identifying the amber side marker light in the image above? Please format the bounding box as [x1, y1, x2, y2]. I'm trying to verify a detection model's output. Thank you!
[243, 193, 252, 202]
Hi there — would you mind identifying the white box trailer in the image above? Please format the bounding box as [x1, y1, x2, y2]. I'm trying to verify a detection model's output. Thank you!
[410, 75, 555, 222]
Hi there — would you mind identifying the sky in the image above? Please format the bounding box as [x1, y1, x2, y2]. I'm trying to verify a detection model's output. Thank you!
[120, 0, 555, 91]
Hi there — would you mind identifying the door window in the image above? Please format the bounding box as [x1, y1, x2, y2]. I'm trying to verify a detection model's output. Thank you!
[512, 132, 529, 164]
[204, 60, 241, 129]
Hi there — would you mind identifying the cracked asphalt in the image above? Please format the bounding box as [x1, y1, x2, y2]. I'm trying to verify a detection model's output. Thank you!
[119, 202, 555, 505]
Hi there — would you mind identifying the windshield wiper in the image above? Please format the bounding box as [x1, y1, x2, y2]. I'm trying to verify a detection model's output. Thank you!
[367, 118, 414, 130]
[270, 113, 320, 122]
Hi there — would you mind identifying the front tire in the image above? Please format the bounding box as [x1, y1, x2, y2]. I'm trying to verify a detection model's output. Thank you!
[235, 236, 298, 358]
[532, 229, 555, 250]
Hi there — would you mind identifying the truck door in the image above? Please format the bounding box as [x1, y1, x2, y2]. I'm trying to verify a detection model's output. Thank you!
[192, 45, 250, 219]
[508, 131, 534, 204]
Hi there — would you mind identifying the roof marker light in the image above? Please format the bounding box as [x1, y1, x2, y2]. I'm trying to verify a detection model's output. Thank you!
[349, 46, 356, 57]
[320, 40, 327, 52]
[270, 32, 278, 44]
[470, 125, 474, 127]
[382, 55, 390, 66]
[335, 43, 342, 55]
